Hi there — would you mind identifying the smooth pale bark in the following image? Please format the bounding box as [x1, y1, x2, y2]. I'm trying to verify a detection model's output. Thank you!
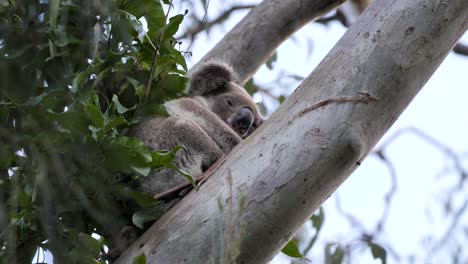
[189, 0, 347, 84]
[117, 0, 468, 263]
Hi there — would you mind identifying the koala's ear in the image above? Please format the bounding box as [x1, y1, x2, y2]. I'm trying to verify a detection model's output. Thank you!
[187, 61, 239, 96]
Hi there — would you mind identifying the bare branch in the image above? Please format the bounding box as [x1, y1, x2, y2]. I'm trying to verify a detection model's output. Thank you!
[316, 9, 468, 57]
[335, 192, 366, 232]
[378, 127, 467, 183]
[179, 5, 256, 40]
[371, 150, 398, 235]
[453, 42, 468, 56]
[190, 0, 347, 84]
[315, 10, 351, 27]
[427, 198, 468, 260]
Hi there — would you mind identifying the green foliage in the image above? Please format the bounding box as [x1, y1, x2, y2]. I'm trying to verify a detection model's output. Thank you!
[132, 209, 158, 229]
[325, 243, 345, 264]
[369, 242, 387, 264]
[132, 253, 146, 264]
[0, 0, 189, 262]
[310, 207, 324, 233]
[301, 207, 324, 257]
[281, 240, 303, 258]
[265, 51, 277, 70]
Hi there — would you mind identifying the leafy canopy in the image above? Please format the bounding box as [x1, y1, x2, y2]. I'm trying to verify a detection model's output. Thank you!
[0, 0, 189, 262]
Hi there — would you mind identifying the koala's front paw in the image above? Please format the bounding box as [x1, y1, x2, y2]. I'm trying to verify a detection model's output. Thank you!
[222, 133, 242, 153]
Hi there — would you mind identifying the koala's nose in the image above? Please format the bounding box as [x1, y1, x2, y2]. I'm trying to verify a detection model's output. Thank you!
[233, 107, 254, 135]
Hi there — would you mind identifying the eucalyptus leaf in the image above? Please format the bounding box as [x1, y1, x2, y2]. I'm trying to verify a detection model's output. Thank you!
[281, 240, 303, 258]
[105, 116, 127, 131]
[311, 207, 324, 230]
[132, 254, 147, 264]
[112, 94, 136, 114]
[370, 243, 387, 264]
[131, 165, 151, 176]
[142, 0, 166, 41]
[132, 211, 158, 229]
[164, 14, 184, 39]
[325, 244, 345, 264]
[83, 100, 105, 128]
[170, 164, 196, 188]
[266, 51, 277, 70]
[129, 190, 158, 208]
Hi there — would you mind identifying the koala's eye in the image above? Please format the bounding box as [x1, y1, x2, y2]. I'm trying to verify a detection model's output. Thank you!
[224, 97, 233, 107]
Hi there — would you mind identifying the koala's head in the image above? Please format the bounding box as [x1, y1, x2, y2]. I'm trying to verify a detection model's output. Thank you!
[187, 61, 264, 138]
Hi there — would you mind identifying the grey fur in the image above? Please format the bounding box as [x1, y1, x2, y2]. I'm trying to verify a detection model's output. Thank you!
[187, 60, 239, 96]
[133, 61, 263, 196]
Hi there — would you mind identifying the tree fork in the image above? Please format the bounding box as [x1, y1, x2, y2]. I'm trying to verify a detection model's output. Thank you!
[117, 0, 468, 263]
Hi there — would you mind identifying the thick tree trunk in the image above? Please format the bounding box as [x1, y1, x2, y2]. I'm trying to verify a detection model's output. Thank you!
[190, 0, 347, 85]
[116, 0, 468, 263]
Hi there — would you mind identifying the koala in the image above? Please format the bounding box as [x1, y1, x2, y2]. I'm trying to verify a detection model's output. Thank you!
[105, 61, 263, 262]
[132, 61, 263, 197]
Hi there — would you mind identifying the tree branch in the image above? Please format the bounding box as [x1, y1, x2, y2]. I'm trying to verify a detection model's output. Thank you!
[316, 6, 468, 57]
[153, 156, 226, 201]
[117, 0, 468, 263]
[315, 10, 351, 27]
[453, 42, 468, 56]
[189, 0, 347, 85]
[179, 5, 256, 40]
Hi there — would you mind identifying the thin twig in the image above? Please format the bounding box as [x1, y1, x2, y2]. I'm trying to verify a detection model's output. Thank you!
[426, 198, 468, 260]
[453, 42, 468, 56]
[376, 126, 467, 261]
[106, 11, 122, 51]
[335, 192, 366, 232]
[315, 10, 350, 27]
[289, 93, 378, 123]
[179, 4, 256, 40]
[182, 0, 210, 56]
[0, 88, 25, 113]
[145, 0, 174, 104]
[302, 207, 324, 256]
[371, 149, 398, 235]
[378, 127, 467, 183]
